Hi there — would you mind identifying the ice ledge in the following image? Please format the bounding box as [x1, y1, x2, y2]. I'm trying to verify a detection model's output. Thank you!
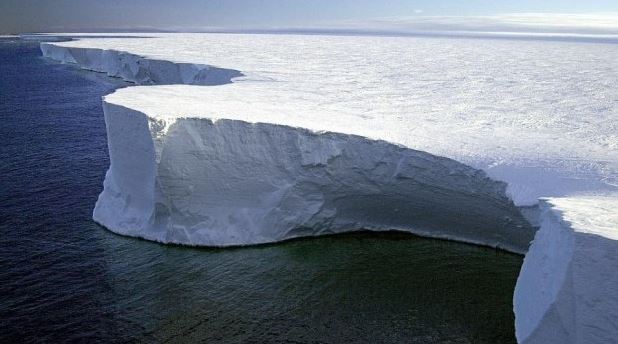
[40, 37, 618, 343]
[94, 101, 535, 253]
[514, 196, 618, 344]
[40, 42, 242, 85]
[41, 40, 535, 252]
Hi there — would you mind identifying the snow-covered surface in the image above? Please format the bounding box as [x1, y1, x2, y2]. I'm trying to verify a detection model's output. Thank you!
[515, 196, 618, 343]
[40, 33, 618, 342]
[94, 100, 533, 251]
[42, 33, 618, 206]
[39, 42, 242, 86]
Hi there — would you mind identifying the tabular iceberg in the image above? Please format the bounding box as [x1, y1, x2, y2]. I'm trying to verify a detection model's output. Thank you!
[95, 98, 532, 251]
[39, 33, 618, 344]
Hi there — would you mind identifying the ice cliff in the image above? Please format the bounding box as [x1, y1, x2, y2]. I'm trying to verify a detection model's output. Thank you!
[40, 37, 536, 252]
[40, 42, 242, 85]
[515, 196, 618, 344]
[95, 100, 532, 251]
[40, 33, 618, 343]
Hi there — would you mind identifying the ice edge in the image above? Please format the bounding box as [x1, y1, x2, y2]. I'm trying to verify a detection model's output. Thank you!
[40, 41, 243, 86]
[40, 40, 535, 254]
[41, 38, 618, 344]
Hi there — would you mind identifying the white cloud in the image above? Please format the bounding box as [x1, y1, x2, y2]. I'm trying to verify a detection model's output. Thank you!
[325, 13, 618, 35]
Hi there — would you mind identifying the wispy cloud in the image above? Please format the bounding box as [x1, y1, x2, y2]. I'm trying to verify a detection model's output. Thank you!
[323, 12, 618, 35]
[158, 12, 618, 43]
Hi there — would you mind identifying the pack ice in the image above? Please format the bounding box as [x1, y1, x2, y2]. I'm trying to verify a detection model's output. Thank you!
[40, 33, 617, 343]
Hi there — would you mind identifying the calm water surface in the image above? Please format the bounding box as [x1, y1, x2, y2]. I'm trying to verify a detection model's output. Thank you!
[0, 38, 522, 343]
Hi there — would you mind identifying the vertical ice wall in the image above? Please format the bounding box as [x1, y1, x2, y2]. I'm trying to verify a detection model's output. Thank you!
[515, 197, 618, 344]
[40, 42, 242, 85]
[40, 37, 618, 344]
[94, 101, 534, 252]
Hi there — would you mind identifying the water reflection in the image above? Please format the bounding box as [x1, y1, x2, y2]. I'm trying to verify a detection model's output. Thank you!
[97, 229, 521, 343]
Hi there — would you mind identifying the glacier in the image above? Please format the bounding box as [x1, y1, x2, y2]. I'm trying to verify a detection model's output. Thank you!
[39, 33, 618, 343]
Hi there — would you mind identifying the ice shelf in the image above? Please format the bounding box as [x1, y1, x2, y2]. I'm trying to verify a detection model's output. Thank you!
[40, 33, 618, 343]
[515, 196, 618, 344]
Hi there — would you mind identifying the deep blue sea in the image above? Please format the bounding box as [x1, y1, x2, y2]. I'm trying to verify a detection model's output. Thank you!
[0, 38, 522, 343]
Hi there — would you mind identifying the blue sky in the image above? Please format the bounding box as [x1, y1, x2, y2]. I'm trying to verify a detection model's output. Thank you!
[1, 0, 618, 34]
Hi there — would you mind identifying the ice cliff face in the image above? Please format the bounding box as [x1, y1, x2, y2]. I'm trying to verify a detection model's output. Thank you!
[95, 101, 533, 251]
[41, 34, 618, 208]
[515, 197, 618, 344]
[40, 33, 618, 344]
[40, 42, 242, 85]
[41, 38, 536, 252]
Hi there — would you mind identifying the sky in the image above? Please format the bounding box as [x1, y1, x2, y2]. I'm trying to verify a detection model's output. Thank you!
[1, 0, 618, 34]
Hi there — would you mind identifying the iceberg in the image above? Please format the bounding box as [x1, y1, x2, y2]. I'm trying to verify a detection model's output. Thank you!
[40, 33, 618, 343]
[39, 33, 617, 207]
[515, 196, 618, 344]
[40, 42, 242, 85]
[95, 93, 532, 251]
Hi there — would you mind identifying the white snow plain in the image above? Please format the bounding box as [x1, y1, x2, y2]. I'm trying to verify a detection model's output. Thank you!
[40, 33, 618, 343]
[41, 33, 618, 206]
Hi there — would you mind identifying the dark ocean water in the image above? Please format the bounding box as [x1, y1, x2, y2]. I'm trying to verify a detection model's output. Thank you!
[0, 38, 522, 343]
